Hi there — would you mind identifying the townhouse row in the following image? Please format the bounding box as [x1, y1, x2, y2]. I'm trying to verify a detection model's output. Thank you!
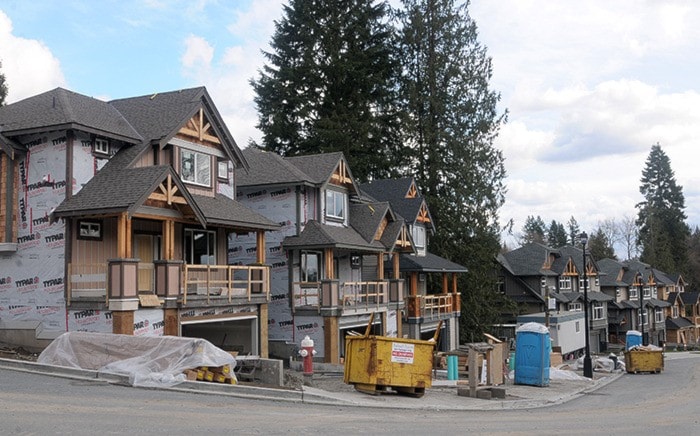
[0, 86, 464, 363]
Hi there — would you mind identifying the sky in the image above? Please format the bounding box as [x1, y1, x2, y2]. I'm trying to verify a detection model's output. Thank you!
[1, 0, 699, 255]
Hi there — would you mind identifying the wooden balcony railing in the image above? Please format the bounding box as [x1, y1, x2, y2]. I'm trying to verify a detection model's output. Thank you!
[406, 292, 460, 319]
[67, 263, 108, 304]
[182, 264, 270, 305]
[291, 280, 394, 313]
[67, 262, 270, 306]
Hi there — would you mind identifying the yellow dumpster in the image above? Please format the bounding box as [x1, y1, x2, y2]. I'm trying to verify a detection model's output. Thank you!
[625, 349, 663, 374]
[343, 315, 440, 398]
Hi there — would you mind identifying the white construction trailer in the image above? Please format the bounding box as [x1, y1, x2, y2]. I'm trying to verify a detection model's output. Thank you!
[516, 311, 586, 360]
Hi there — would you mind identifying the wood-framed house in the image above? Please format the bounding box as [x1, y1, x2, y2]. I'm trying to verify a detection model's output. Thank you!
[597, 258, 640, 347]
[0, 87, 278, 354]
[233, 148, 415, 363]
[678, 291, 700, 346]
[496, 242, 612, 353]
[359, 177, 464, 350]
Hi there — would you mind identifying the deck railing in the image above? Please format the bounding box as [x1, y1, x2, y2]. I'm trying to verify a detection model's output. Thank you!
[67, 262, 270, 305]
[291, 280, 389, 313]
[182, 264, 270, 305]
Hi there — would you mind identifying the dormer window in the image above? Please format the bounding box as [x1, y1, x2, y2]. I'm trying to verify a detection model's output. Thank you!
[412, 225, 426, 249]
[94, 138, 109, 155]
[181, 148, 211, 187]
[325, 189, 346, 221]
[217, 160, 229, 181]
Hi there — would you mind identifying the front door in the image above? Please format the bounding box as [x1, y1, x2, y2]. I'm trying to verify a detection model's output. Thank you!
[135, 234, 160, 292]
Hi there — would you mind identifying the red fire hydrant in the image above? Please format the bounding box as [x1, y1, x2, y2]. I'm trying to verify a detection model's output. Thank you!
[299, 335, 316, 375]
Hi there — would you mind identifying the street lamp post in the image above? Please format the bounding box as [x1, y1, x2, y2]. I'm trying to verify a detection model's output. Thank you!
[638, 276, 645, 346]
[580, 232, 593, 378]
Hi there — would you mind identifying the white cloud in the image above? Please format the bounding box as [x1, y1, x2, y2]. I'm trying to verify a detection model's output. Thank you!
[181, 35, 214, 70]
[0, 10, 66, 102]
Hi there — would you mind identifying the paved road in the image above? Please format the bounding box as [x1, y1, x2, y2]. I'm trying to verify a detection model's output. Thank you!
[2, 353, 699, 435]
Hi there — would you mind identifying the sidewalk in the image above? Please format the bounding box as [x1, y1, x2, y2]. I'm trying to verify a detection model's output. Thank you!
[0, 356, 623, 410]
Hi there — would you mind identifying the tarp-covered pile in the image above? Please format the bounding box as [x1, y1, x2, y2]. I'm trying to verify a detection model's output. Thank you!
[38, 332, 237, 388]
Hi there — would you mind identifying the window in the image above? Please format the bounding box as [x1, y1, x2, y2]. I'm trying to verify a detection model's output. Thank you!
[218, 160, 229, 181]
[540, 277, 547, 288]
[569, 302, 582, 312]
[672, 306, 679, 318]
[592, 302, 604, 320]
[184, 229, 216, 265]
[77, 220, 102, 240]
[181, 149, 211, 187]
[655, 308, 664, 323]
[616, 288, 621, 299]
[300, 251, 320, 282]
[325, 190, 346, 220]
[575, 321, 580, 333]
[559, 276, 572, 290]
[638, 309, 648, 326]
[94, 138, 109, 155]
[412, 225, 426, 249]
[629, 288, 638, 298]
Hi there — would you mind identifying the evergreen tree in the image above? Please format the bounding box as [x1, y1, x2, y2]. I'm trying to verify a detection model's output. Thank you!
[0, 61, 7, 106]
[567, 216, 580, 246]
[547, 220, 568, 248]
[395, 0, 508, 341]
[251, 0, 405, 182]
[686, 227, 700, 289]
[521, 215, 546, 244]
[588, 228, 616, 261]
[636, 143, 689, 273]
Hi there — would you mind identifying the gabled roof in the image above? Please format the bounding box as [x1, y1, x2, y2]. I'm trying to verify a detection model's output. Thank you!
[349, 202, 394, 243]
[394, 252, 467, 273]
[282, 220, 384, 252]
[666, 317, 694, 330]
[0, 87, 143, 143]
[53, 165, 205, 226]
[286, 152, 347, 185]
[558, 291, 614, 303]
[191, 194, 279, 231]
[597, 258, 628, 287]
[360, 178, 435, 232]
[499, 242, 560, 277]
[237, 147, 312, 187]
[680, 291, 700, 305]
[110, 87, 247, 170]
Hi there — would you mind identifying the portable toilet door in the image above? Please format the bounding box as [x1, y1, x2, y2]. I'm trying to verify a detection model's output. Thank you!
[514, 322, 551, 387]
[626, 330, 642, 350]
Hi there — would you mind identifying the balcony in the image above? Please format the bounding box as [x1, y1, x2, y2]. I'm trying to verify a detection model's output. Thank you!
[291, 279, 404, 314]
[66, 261, 270, 306]
[406, 292, 461, 321]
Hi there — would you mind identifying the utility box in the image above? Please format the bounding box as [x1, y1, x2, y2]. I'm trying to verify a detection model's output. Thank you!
[344, 316, 439, 397]
[625, 349, 663, 374]
[517, 311, 585, 359]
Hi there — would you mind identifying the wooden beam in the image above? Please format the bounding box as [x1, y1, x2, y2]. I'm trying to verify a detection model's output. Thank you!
[392, 253, 400, 279]
[377, 252, 384, 279]
[325, 248, 334, 279]
[410, 272, 418, 296]
[442, 272, 448, 294]
[256, 231, 266, 264]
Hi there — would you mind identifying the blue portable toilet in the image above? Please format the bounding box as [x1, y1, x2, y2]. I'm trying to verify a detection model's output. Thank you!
[626, 330, 642, 350]
[514, 322, 550, 387]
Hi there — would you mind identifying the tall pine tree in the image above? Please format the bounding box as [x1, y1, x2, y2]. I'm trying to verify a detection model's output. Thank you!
[636, 143, 689, 273]
[395, 0, 508, 341]
[251, 0, 405, 182]
[0, 61, 7, 106]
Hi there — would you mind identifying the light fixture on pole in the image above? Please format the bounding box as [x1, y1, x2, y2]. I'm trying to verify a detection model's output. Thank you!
[579, 232, 593, 378]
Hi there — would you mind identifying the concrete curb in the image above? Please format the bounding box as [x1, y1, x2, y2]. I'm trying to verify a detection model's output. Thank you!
[0, 357, 623, 410]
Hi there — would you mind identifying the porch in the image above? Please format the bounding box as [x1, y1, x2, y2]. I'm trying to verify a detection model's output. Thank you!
[291, 279, 405, 315]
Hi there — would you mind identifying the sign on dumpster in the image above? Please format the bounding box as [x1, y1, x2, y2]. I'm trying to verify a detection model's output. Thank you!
[391, 342, 415, 364]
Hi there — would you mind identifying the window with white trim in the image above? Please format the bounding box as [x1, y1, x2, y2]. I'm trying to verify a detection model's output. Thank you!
[655, 307, 664, 323]
[638, 309, 648, 326]
[94, 138, 109, 155]
[672, 306, 679, 318]
[643, 286, 651, 298]
[569, 302, 582, 312]
[300, 251, 320, 282]
[181, 149, 211, 187]
[559, 276, 572, 290]
[325, 189, 346, 221]
[629, 288, 638, 298]
[540, 277, 547, 288]
[592, 302, 604, 320]
[412, 225, 426, 249]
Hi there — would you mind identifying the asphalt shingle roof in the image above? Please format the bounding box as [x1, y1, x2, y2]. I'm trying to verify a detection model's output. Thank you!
[394, 252, 467, 273]
[0, 88, 142, 142]
[237, 148, 312, 187]
[282, 221, 384, 252]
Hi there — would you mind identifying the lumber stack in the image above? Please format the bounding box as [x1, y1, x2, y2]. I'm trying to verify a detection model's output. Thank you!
[183, 364, 237, 385]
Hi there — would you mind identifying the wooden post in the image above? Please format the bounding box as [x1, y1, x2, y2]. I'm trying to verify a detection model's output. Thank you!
[260, 303, 269, 358]
[324, 317, 339, 363]
[112, 311, 134, 335]
[163, 308, 178, 336]
[325, 248, 334, 280]
[442, 272, 448, 293]
[256, 231, 266, 264]
[377, 252, 384, 279]
[392, 253, 400, 279]
[469, 347, 478, 398]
